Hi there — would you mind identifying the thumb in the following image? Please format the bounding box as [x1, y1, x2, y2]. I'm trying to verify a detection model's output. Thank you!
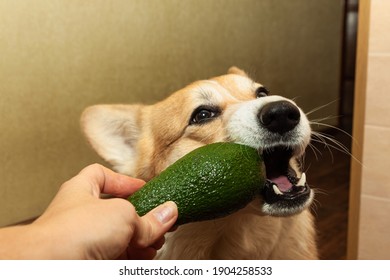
[131, 201, 178, 248]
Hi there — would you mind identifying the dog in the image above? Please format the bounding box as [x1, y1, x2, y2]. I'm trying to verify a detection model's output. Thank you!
[81, 67, 318, 259]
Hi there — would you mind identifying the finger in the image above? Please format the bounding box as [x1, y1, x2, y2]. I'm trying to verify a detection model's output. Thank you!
[126, 246, 157, 260]
[131, 201, 178, 248]
[168, 225, 179, 232]
[77, 164, 145, 197]
[118, 236, 165, 260]
[150, 236, 165, 250]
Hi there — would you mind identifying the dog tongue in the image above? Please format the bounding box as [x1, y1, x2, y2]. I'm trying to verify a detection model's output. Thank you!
[271, 176, 292, 192]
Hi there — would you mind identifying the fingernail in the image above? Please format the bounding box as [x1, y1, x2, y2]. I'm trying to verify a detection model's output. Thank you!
[153, 202, 177, 224]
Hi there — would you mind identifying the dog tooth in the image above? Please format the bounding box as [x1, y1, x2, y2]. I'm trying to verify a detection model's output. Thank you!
[272, 184, 283, 195]
[297, 172, 306, 186]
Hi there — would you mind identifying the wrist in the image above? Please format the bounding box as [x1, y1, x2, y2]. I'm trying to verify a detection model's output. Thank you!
[0, 224, 45, 259]
[0, 222, 71, 259]
[27, 220, 84, 259]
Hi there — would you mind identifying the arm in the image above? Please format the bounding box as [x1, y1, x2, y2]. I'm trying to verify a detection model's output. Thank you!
[0, 164, 178, 260]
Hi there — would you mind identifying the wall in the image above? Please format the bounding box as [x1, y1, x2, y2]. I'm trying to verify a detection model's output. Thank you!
[0, 0, 343, 226]
[349, 0, 390, 259]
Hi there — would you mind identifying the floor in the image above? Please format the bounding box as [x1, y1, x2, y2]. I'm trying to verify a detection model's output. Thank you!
[304, 129, 352, 260]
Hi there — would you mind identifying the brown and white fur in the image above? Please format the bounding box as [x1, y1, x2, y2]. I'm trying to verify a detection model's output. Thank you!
[81, 67, 318, 259]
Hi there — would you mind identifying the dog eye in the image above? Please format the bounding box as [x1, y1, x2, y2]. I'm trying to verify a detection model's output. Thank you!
[189, 106, 220, 125]
[255, 86, 270, 98]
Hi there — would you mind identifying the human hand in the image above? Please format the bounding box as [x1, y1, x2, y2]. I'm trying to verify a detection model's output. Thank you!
[1, 164, 178, 260]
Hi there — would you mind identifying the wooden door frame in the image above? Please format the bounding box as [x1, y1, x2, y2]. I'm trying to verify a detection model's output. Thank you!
[347, 0, 370, 260]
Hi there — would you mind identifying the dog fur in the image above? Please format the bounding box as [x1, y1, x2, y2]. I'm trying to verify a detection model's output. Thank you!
[81, 67, 318, 259]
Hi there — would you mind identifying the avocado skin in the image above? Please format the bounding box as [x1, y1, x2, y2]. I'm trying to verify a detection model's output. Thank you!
[128, 142, 265, 225]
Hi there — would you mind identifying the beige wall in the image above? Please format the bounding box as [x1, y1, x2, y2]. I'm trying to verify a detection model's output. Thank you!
[0, 0, 343, 226]
[350, 0, 390, 259]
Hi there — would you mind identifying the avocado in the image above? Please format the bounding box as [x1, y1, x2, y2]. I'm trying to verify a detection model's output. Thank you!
[128, 142, 265, 225]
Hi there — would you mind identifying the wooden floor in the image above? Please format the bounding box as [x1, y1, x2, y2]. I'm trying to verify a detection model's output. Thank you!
[305, 129, 351, 260]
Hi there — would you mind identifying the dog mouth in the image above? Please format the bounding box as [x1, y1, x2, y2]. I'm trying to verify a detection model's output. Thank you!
[260, 146, 311, 216]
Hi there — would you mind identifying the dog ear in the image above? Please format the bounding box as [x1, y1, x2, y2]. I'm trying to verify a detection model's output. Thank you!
[81, 104, 142, 175]
[227, 66, 248, 77]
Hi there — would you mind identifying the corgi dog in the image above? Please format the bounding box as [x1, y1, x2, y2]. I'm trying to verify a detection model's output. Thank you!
[81, 67, 318, 259]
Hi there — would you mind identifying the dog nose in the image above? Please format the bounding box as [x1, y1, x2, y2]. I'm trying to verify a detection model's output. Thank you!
[258, 101, 301, 134]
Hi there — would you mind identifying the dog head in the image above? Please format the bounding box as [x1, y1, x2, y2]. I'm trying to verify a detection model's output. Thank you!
[81, 67, 313, 216]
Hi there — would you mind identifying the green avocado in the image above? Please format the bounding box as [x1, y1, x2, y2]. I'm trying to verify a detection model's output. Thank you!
[128, 142, 265, 225]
